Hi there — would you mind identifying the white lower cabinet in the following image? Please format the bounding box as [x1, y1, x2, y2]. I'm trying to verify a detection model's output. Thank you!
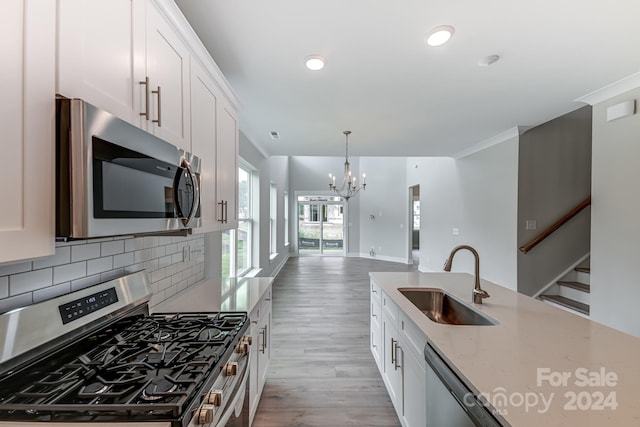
[371, 281, 383, 370]
[371, 280, 427, 427]
[249, 287, 272, 426]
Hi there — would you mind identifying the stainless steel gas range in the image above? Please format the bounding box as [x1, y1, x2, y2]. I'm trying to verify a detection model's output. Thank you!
[0, 271, 251, 427]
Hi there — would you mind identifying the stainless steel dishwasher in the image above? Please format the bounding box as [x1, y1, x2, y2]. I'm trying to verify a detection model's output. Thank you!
[424, 342, 502, 427]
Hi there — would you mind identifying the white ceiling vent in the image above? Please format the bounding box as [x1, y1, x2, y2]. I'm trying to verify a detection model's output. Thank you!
[269, 131, 280, 139]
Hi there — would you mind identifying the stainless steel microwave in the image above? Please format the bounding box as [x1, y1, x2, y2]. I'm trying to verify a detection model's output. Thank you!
[56, 98, 201, 239]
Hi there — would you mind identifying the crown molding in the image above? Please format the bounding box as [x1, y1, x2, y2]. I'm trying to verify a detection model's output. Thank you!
[453, 127, 521, 159]
[575, 72, 640, 106]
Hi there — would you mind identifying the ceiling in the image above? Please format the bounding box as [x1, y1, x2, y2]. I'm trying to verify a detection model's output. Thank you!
[175, 0, 640, 158]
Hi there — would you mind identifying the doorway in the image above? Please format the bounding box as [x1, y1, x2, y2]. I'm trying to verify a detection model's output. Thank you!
[297, 195, 345, 256]
[410, 185, 420, 264]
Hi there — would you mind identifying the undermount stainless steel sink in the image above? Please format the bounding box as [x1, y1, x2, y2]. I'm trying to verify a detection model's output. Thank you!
[399, 288, 498, 326]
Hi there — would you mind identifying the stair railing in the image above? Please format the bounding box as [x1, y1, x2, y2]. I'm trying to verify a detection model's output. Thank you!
[519, 196, 591, 254]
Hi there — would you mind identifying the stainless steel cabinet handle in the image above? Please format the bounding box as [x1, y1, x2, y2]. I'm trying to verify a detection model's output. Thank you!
[390, 338, 396, 365]
[139, 76, 150, 120]
[394, 343, 402, 370]
[224, 200, 228, 223]
[260, 326, 267, 354]
[152, 86, 161, 127]
[218, 200, 225, 223]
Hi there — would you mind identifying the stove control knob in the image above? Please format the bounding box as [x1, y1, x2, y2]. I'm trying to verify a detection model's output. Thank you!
[223, 361, 238, 376]
[204, 390, 223, 406]
[196, 404, 215, 424]
[236, 341, 249, 355]
[241, 335, 252, 345]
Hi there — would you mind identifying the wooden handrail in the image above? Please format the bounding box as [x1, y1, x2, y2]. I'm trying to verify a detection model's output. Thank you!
[519, 196, 591, 254]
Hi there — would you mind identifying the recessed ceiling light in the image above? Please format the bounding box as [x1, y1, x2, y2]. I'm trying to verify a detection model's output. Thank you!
[425, 25, 455, 47]
[305, 55, 326, 71]
[269, 131, 280, 139]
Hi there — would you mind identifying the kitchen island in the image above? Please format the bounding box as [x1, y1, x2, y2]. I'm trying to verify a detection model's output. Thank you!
[370, 271, 640, 426]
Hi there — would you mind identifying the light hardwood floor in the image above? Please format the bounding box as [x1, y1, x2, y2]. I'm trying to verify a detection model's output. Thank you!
[253, 256, 418, 427]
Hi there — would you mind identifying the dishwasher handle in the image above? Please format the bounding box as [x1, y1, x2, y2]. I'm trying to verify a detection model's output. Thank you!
[424, 342, 502, 427]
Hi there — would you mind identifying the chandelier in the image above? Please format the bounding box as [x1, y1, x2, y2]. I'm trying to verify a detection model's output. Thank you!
[328, 131, 366, 201]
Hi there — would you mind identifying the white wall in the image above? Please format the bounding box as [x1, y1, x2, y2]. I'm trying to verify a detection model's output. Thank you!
[407, 137, 519, 290]
[358, 157, 409, 263]
[590, 87, 640, 337]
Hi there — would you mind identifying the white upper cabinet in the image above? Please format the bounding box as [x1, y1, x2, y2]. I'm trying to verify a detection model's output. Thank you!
[0, 0, 56, 263]
[145, 2, 191, 151]
[57, 0, 191, 151]
[57, 0, 146, 128]
[189, 59, 219, 232]
[216, 98, 239, 230]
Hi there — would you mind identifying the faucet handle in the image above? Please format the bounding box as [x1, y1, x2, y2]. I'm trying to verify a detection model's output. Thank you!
[473, 288, 490, 304]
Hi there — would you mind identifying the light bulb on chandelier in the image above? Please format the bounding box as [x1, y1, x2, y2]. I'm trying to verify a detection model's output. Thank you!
[328, 131, 367, 201]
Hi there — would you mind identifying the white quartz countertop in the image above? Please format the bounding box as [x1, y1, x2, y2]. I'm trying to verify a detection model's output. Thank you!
[152, 276, 274, 315]
[369, 271, 640, 426]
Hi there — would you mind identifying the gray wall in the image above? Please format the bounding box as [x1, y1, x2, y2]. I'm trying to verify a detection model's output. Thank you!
[359, 157, 409, 262]
[590, 88, 640, 337]
[407, 136, 519, 290]
[517, 106, 592, 296]
[238, 132, 290, 277]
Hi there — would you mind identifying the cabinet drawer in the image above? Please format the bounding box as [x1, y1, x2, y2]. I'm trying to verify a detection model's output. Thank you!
[399, 312, 427, 361]
[382, 291, 398, 323]
[370, 280, 381, 305]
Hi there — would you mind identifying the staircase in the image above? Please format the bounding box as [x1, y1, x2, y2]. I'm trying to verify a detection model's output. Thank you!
[539, 262, 590, 317]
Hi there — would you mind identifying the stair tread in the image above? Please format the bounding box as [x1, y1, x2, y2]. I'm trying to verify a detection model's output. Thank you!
[540, 294, 590, 315]
[575, 267, 590, 274]
[557, 281, 590, 293]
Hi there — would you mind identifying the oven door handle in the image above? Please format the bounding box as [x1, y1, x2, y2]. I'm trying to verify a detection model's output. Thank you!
[173, 158, 200, 227]
[215, 348, 250, 427]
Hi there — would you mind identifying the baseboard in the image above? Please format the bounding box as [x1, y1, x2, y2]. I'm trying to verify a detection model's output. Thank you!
[270, 253, 290, 277]
[357, 253, 410, 264]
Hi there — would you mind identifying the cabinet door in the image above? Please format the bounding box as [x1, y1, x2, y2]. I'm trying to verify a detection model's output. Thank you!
[0, 0, 55, 263]
[215, 98, 239, 229]
[248, 309, 260, 424]
[146, 1, 191, 151]
[189, 59, 219, 232]
[402, 345, 426, 427]
[57, 0, 146, 127]
[382, 310, 401, 412]
[371, 299, 382, 370]
[257, 296, 272, 396]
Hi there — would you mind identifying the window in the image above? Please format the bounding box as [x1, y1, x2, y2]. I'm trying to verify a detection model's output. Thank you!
[222, 163, 255, 277]
[284, 192, 289, 246]
[270, 183, 277, 257]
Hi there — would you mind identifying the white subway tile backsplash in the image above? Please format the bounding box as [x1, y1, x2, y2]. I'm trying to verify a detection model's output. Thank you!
[10, 269, 53, 295]
[33, 282, 71, 303]
[71, 243, 101, 262]
[71, 274, 102, 292]
[101, 240, 125, 257]
[87, 257, 113, 276]
[0, 235, 205, 313]
[134, 248, 153, 264]
[0, 261, 32, 277]
[54, 262, 87, 284]
[0, 277, 8, 299]
[113, 252, 134, 269]
[125, 237, 144, 253]
[143, 236, 159, 249]
[33, 246, 71, 269]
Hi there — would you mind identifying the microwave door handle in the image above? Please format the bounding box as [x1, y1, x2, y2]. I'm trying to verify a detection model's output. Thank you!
[182, 160, 199, 227]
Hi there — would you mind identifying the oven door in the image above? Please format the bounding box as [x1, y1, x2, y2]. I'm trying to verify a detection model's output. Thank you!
[190, 340, 251, 427]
